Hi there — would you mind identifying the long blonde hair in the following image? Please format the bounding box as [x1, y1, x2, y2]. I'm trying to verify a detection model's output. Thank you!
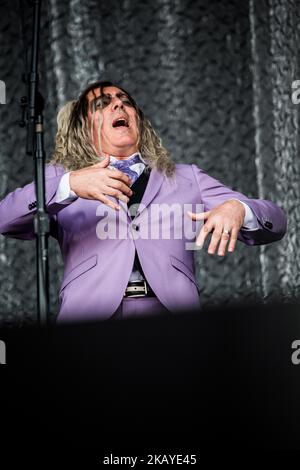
[50, 81, 175, 176]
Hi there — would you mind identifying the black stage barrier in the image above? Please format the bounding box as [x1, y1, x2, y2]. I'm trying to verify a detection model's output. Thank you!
[1, 302, 300, 465]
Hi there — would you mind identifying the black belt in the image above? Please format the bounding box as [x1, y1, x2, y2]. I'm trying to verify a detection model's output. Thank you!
[124, 280, 155, 298]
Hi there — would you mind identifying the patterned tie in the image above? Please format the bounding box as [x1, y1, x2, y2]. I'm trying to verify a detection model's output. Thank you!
[108, 154, 145, 186]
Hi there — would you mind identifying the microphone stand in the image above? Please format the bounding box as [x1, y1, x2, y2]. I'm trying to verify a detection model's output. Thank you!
[19, 0, 49, 326]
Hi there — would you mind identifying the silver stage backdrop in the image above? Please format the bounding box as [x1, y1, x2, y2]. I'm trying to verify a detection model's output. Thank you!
[0, 0, 299, 325]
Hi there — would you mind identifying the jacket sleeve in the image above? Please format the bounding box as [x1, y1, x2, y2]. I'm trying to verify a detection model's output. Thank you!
[0, 164, 74, 240]
[191, 164, 287, 246]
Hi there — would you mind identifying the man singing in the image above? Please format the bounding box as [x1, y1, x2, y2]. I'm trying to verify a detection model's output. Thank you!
[0, 81, 287, 322]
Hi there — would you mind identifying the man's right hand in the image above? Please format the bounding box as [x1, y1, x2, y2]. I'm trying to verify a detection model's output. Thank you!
[69, 155, 133, 211]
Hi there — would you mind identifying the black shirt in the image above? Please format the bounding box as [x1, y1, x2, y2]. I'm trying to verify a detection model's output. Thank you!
[127, 169, 151, 280]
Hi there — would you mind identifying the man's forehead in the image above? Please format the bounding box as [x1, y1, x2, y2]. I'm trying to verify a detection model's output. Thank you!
[86, 86, 125, 101]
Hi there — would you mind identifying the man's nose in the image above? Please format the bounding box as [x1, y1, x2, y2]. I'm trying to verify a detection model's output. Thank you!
[112, 97, 124, 110]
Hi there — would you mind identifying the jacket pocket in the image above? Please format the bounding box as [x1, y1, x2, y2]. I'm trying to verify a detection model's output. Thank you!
[60, 254, 98, 293]
[170, 255, 200, 290]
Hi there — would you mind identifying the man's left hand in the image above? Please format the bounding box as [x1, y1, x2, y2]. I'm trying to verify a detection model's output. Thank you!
[187, 199, 246, 256]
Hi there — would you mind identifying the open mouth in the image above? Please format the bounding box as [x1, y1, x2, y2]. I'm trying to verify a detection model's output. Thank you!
[112, 117, 129, 128]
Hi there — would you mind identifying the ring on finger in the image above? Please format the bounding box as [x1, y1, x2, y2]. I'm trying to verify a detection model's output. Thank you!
[223, 229, 230, 235]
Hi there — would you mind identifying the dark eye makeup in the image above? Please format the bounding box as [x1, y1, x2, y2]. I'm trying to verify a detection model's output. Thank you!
[91, 93, 133, 111]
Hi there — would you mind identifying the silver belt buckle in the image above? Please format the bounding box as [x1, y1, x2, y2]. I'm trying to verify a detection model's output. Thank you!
[143, 280, 148, 295]
[124, 280, 148, 298]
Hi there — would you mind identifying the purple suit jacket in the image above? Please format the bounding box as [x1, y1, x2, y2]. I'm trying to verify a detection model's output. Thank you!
[0, 163, 287, 322]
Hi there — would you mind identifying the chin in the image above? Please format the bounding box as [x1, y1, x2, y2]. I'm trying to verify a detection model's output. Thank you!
[114, 141, 137, 151]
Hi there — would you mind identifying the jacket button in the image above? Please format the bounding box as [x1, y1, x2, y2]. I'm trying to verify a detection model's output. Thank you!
[132, 224, 139, 231]
[264, 221, 273, 229]
[28, 203, 32, 210]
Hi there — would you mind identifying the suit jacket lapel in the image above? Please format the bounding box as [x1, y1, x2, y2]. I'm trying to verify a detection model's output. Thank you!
[137, 168, 164, 217]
